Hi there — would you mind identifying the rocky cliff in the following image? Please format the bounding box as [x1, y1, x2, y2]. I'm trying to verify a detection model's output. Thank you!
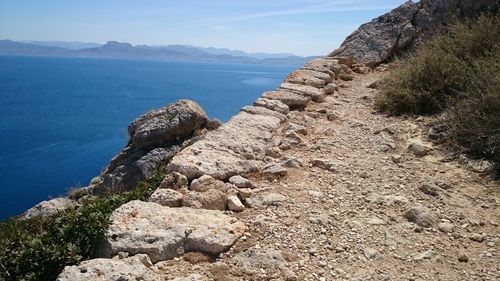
[329, 0, 498, 66]
[16, 0, 499, 279]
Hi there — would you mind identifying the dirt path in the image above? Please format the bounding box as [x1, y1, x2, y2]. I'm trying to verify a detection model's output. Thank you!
[155, 70, 499, 281]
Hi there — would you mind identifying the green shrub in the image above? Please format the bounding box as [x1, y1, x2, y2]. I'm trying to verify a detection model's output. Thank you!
[376, 15, 500, 176]
[0, 160, 168, 281]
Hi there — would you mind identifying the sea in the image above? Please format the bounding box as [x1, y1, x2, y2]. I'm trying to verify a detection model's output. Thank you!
[0, 55, 297, 220]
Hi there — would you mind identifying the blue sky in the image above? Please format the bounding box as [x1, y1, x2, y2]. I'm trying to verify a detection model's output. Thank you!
[0, 0, 407, 56]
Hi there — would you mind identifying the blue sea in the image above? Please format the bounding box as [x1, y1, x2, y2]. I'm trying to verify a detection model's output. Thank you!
[0, 55, 296, 219]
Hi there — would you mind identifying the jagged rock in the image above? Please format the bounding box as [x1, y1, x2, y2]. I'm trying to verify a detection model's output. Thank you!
[438, 222, 455, 233]
[408, 142, 432, 157]
[190, 175, 231, 193]
[280, 82, 325, 102]
[23, 198, 77, 220]
[329, 0, 498, 66]
[302, 58, 338, 75]
[281, 156, 304, 168]
[241, 105, 286, 121]
[403, 206, 437, 227]
[285, 123, 307, 136]
[246, 193, 287, 208]
[235, 248, 288, 275]
[324, 83, 338, 94]
[206, 118, 223, 130]
[310, 159, 337, 171]
[261, 90, 309, 110]
[227, 195, 245, 211]
[419, 181, 441, 196]
[339, 73, 354, 81]
[57, 255, 161, 281]
[263, 164, 288, 179]
[285, 69, 330, 88]
[168, 112, 281, 180]
[254, 97, 290, 114]
[149, 188, 183, 207]
[103, 201, 245, 263]
[160, 172, 188, 190]
[414, 250, 436, 261]
[90, 100, 208, 194]
[265, 146, 282, 158]
[229, 175, 256, 189]
[182, 189, 227, 210]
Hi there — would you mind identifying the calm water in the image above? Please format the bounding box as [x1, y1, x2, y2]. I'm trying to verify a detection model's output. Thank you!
[0, 55, 296, 219]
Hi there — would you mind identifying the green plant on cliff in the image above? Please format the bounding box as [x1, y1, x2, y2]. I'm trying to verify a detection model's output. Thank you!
[375, 15, 500, 176]
[0, 160, 169, 281]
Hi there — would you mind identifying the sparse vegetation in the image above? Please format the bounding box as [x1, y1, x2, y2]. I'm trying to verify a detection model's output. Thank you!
[0, 160, 169, 281]
[376, 15, 500, 176]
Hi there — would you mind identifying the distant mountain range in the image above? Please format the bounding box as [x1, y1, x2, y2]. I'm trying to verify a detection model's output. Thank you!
[0, 40, 316, 65]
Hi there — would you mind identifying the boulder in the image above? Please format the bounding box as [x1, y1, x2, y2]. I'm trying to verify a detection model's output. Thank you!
[261, 90, 309, 110]
[229, 175, 256, 189]
[263, 164, 288, 179]
[57, 255, 161, 281]
[159, 172, 189, 190]
[90, 100, 208, 195]
[284, 69, 329, 88]
[403, 206, 437, 227]
[280, 82, 325, 102]
[103, 201, 245, 263]
[254, 97, 290, 114]
[329, 0, 498, 66]
[241, 105, 287, 122]
[182, 189, 227, 210]
[190, 175, 230, 193]
[149, 188, 184, 207]
[168, 112, 281, 180]
[23, 197, 77, 220]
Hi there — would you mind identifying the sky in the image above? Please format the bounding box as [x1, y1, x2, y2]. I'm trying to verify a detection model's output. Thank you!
[0, 0, 408, 56]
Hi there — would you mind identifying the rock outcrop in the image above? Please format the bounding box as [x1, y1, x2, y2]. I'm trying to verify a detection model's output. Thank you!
[102, 201, 246, 263]
[22, 197, 78, 219]
[90, 100, 208, 194]
[329, 0, 498, 66]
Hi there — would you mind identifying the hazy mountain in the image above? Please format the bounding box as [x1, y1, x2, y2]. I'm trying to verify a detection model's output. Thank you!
[0, 40, 316, 65]
[21, 40, 102, 50]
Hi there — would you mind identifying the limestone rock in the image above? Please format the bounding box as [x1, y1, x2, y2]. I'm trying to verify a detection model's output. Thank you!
[403, 206, 437, 227]
[235, 248, 287, 275]
[310, 159, 337, 171]
[160, 172, 188, 190]
[182, 189, 227, 210]
[103, 201, 245, 263]
[168, 112, 281, 180]
[57, 255, 160, 281]
[190, 175, 230, 193]
[241, 105, 286, 122]
[408, 142, 432, 157]
[367, 193, 409, 205]
[254, 97, 290, 115]
[285, 69, 329, 88]
[261, 90, 309, 110]
[90, 100, 207, 194]
[246, 193, 287, 208]
[23, 197, 77, 220]
[206, 118, 223, 130]
[229, 175, 256, 189]
[419, 181, 441, 196]
[149, 188, 183, 207]
[263, 164, 288, 179]
[227, 195, 245, 211]
[324, 83, 338, 95]
[280, 82, 325, 102]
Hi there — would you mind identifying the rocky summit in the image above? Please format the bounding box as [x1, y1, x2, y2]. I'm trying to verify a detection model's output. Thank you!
[47, 0, 500, 280]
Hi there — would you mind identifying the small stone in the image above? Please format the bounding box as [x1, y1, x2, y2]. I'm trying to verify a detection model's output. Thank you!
[408, 142, 431, 157]
[391, 155, 402, 163]
[263, 164, 288, 179]
[403, 206, 436, 228]
[310, 159, 336, 170]
[469, 233, 486, 242]
[413, 250, 436, 261]
[265, 146, 282, 158]
[149, 188, 183, 207]
[227, 195, 245, 212]
[419, 182, 441, 197]
[363, 248, 378, 259]
[229, 175, 256, 189]
[437, 222, 454, 233]
[206, 118, 223, 130]
[367, 217, 386, 225]
[458, 254, 469, 263]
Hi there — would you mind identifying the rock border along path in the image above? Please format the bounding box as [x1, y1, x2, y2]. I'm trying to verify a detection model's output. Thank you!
[58, 57, 499, 280]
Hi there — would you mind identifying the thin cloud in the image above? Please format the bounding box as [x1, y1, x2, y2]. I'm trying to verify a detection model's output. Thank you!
[166, 1, 393, 31]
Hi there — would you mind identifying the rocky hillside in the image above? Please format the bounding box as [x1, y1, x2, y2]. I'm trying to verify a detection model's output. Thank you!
[330, 0, 498, 66]
[11, 0, 499, 280]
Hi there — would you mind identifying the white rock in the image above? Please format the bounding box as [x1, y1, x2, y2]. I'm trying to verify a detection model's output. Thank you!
[103, 201, 246, 263]
[57, 255, 160, 281]
[23, 198, 77, 220]
[149, 188, 184, 207]
[229, 175, 256, 189]
[227, 195, 245, 211]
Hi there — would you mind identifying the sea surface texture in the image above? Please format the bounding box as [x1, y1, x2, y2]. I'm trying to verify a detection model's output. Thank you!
[0, 55, 296, 219]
